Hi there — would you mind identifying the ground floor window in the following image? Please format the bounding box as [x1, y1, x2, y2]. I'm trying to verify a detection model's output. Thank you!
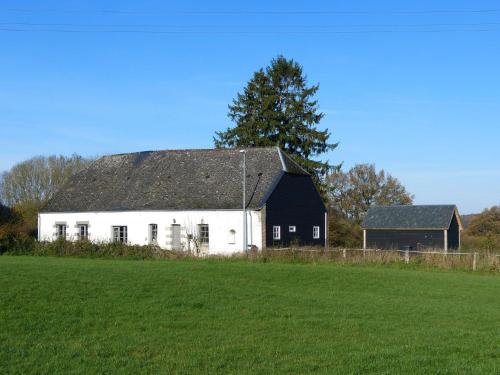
[56, 224, 67, 239]
[289, 226, 296, 233]
[198, 224, 209, 244]
[313, 226, 320, 239]
[273, 226, 281, 240]
[77, 224, 88, 240]
[112, 226, 128, 243]
[228, 229, 236, 244]
[149, 224, 158, 244]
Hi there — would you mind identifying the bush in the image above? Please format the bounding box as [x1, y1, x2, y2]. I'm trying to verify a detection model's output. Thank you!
[0, 235, 177, 259]
[1, 235, 499, 273]
[32, 239, 166, 259]
[461, 233, 500, 253]
[0, 231, 36, 255]
[328, 209, 362, 248]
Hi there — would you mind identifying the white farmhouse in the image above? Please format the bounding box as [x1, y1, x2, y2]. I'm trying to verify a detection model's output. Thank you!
[39, 147, 327, 254]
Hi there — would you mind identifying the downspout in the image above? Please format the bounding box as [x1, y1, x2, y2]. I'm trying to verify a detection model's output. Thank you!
[248, 210, 253, 247]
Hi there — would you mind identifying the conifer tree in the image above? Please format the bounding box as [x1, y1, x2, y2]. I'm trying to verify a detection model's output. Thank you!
[214, 55, 338, 187]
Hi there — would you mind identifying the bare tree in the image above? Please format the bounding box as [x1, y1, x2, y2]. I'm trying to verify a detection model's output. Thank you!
[0, 155, 93, 236]
[183, 219, 202, 255]
[327, 164, 413, 224]
[0, 154, 92, 207]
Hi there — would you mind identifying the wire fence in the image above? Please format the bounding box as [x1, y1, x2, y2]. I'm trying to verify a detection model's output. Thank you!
[263, 247, 500, 272]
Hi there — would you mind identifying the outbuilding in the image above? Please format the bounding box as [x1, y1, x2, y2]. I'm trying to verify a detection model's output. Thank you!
[38, 147, 327, 254]
[361, 205, 463, 251]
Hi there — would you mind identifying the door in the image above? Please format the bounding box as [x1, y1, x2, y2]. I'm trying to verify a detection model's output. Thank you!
[171, 224, 181, 250]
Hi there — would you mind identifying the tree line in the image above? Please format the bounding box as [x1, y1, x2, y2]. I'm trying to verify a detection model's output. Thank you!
[1, 56, 496, 249]
[0, 155, 92, 238]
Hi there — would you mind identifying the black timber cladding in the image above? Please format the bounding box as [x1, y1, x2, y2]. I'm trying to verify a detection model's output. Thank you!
[366, 230, 445, 250]
[265, 173, 326, 247]
[362, 205, 462, 250]
[447, 212, 460, 249]
[42, 147, 309, 212]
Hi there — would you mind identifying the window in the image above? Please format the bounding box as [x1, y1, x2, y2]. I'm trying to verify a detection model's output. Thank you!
[289, 226, 296, 233]
[77, 224, 88, 241]
[228, 229, 236, 244]
[113, 226, 128, 243]
[273, 226, 281, 240]
[313, 226, 320, 239]
[198, 224, 209, 244]
[56, 224, 67, 239]
[149, 224, 158, 244]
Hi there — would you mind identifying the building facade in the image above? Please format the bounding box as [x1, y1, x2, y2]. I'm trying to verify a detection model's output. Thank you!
[39, 147, 327, 254]
[361, 205, 463, 251]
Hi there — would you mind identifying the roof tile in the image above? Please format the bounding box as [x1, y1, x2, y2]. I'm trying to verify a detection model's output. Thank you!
[42, 147, 308, 212]
[362, 205, 458, 230]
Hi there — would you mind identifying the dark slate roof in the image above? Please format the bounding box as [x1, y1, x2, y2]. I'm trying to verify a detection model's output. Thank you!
[362, 205, 460, 230]
[42, 147, 309, 212]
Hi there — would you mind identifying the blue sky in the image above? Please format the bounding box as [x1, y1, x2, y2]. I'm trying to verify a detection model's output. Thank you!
[1, 0, 499, 213]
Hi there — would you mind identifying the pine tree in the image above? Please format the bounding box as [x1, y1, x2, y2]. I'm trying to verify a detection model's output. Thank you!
[214, 55, 338, 187]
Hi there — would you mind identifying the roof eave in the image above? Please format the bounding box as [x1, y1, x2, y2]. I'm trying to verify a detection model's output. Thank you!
[362, 227, 449, 230]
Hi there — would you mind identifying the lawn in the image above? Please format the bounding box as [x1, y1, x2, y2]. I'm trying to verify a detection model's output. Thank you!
[0, 257, 499, 374]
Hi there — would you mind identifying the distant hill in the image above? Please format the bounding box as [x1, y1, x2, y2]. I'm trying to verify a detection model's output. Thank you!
[461, 214, 479, 229]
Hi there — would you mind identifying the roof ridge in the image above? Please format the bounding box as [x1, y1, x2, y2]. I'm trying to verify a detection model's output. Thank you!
[105, 147, 278, 158]
[277, 148, 309, 175]
[370, 204, 456, 207]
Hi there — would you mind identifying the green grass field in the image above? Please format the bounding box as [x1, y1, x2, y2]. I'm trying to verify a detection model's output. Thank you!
[1, 257, 499, 374]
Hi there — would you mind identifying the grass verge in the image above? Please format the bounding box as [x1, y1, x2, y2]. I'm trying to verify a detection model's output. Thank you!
[1, 256, 499, 374]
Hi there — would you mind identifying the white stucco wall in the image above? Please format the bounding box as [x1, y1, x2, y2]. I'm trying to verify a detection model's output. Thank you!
[39, 210, 263, 255]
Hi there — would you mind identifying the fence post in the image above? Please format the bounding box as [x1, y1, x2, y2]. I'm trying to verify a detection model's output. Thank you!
[405, 249, 410, 264]
[343, 249, 346, 259]
[473, 252, 477, 271]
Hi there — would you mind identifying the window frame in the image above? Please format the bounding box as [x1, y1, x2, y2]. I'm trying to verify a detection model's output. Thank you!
[313, 226, 320, 239]
[149, 223, 158, 244]
[273, 226, 281, 240]
[228, 229, 236, 244]
[198, 224, 209, 244]
[112, 226, 128, 243]
[288, 225, 296, 233]
[56, 224, 67, 239]
[77, 224, 88, 241]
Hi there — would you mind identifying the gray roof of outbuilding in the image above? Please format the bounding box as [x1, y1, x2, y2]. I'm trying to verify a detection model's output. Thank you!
[41, 147, 308, 212]
[361, 205, 460, 230]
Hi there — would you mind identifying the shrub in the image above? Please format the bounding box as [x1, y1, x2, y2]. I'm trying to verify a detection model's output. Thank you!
[0, 231, 36, 255]
[461, 233, 500, 253]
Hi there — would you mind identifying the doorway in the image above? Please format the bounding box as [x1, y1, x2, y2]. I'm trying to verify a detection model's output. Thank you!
[171, 224, 181, 250]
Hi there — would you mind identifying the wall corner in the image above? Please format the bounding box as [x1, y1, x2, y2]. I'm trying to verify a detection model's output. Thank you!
[261, 205, 266, 250]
